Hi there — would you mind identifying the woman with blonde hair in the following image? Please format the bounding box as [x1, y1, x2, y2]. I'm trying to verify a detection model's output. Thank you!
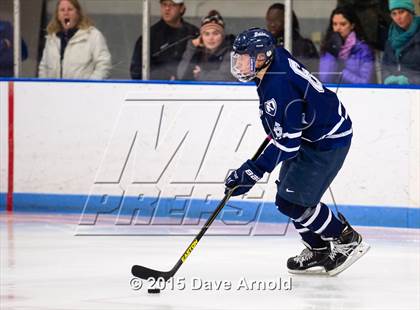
[38, 0, 111, 79]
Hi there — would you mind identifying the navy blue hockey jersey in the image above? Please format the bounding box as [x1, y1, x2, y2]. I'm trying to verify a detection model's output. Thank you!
[254, 47, 352, 173]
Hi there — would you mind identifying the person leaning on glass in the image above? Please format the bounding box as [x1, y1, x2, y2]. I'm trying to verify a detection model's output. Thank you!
[177, 10, 235, 81]
[382, 0, 420, 85]
[38, 0, 111, 79]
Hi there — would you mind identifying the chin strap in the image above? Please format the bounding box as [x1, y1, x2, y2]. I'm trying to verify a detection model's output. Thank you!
[255, 52, 273, 75]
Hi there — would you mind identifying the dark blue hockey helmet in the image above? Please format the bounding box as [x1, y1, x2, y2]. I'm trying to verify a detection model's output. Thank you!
[231, 28, 276, 82]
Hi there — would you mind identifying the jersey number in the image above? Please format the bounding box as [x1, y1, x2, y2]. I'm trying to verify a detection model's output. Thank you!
[288, 58, 324, 93]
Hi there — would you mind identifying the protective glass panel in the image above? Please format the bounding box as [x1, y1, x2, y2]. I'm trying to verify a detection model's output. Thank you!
[2, 0, 418, 85]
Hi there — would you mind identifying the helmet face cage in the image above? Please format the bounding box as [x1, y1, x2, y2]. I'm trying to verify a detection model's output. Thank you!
[230, 28, 275, 82]
[231, 52, 257, 82]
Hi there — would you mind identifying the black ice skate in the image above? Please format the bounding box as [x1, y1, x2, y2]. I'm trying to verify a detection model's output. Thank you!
[324, 213, 370, 276]
[287, 246, 330, 275]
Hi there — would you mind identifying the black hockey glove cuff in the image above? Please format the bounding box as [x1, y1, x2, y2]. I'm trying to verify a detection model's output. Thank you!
[326, 32, 343, 58]
[224, 160, 265, 196]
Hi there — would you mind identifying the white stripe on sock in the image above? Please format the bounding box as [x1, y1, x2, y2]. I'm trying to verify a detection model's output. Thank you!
[315, 208, 332, 234]
[296, 227, 310, 233]
[295, 208, 313, 223]
[301, 203, 321, 227]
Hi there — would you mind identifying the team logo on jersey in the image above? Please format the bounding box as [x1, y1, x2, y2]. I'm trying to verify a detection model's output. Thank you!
[264, 98, 277, 116]
[302, 113, 309, 125]
[273, 122, 283, 138]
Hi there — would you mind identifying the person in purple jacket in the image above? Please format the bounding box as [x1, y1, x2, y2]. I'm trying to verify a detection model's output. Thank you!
[319, 6, 375, 84]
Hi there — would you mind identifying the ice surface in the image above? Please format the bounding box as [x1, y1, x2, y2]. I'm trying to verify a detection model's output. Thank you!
[1, 213, 419, 310]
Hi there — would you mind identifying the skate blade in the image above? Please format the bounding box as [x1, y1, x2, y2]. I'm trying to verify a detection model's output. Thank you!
[327, 241, 371, 276]
[288, 266, 328, 275]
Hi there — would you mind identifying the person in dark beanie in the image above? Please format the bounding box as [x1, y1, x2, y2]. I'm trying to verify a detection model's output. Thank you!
[382, 0, 420, 85]
[130, 0, 198, 80]
[177, 10, 235, 81]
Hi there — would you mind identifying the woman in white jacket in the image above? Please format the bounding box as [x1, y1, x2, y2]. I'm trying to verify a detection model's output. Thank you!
[38, 0, 111, 79]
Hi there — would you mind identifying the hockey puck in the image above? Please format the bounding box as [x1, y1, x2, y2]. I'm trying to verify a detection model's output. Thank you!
[147, 288, 161, 294]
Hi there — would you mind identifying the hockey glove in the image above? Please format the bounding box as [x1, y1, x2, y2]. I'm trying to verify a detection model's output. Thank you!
[384, 75, 409, 85]
[326, 32, 344, 58]
[225, 160, 265, 196]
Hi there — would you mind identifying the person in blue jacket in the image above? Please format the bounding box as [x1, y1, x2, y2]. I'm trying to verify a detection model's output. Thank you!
[226, 27, 370, 276]
[0, 19, 28, 77]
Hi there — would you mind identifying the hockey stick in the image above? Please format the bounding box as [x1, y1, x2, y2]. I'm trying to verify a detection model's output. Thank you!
[131, 135, 271, 281]
[328, 186, 340, 214]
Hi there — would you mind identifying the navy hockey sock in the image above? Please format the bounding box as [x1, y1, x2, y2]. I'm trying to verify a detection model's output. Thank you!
[294, 202, 343, 239]
[292, 220, 328, 249]
[276, 196, 343, 241]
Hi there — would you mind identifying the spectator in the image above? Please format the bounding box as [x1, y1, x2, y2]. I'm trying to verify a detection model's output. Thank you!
[265, 3, 319, 73]
[337, 0, 391, 51]
[130, 0, 198, 80]
[38, 0, 111, 79]
[382, 0, 420, 85]
[0, 19, 28, 77]
[319, 6, 375, 84]
[177, 10, 235, 81]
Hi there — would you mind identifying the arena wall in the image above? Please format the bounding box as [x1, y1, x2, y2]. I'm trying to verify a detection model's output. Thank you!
[0, 80, 419, 228]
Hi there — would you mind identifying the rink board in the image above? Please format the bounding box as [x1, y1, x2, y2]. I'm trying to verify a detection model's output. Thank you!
[0, 80, 419, 228]
[0, 192, 419, 228]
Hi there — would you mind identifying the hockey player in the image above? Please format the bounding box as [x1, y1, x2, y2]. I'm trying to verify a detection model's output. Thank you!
[225, 27, 370, 275]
